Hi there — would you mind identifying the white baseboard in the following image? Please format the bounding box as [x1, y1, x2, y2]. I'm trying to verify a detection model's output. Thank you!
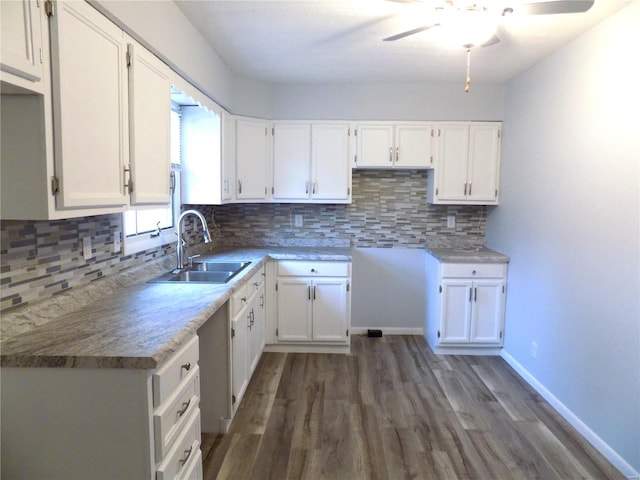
[500, 350, 639, 480]
[350, 327, 424, 336]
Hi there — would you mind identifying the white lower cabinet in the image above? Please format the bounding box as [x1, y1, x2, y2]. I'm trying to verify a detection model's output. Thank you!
[0, 335, 203, 480]
[425, 257, 507, 355]
[274, 261, 351, 348]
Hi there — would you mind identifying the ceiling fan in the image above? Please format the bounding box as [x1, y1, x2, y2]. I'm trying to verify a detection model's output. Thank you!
[383, 0, 595, 91]
[384, 1, 595, 44]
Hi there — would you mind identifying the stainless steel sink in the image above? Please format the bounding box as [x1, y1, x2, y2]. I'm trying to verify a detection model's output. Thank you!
[150, 261, 251, 284]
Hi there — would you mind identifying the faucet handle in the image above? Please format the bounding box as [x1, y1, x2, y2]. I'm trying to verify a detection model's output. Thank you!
[188, 254, 200, 268]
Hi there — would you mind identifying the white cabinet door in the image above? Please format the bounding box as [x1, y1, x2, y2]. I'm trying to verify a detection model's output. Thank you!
[221, 111, 236, 202]
[467, 124, 501, 203]
[231, 310, 249, 410]
[181, 106, 222, 205]
[236, 117, 269, 201]
[0, 0, 43, 84]
[434, 123, 469, 202]
[394, 124, 434, 169]
[272, 123, 311, 201]
[50, 0, 128, 208]
[312, 123, 351, 202]
[311, 278, 349, 343]
[439, 279, 472, 344]
[127, 40, 171, 205]
[469, 280, 505, 344]
[276, 278, 313, 342]
[355, 124, 394, 168]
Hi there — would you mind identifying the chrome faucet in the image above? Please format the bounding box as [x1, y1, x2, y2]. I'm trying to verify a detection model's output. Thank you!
[175, 209, 212, 270]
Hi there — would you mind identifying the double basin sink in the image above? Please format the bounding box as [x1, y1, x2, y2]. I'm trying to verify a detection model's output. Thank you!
[150, 261, 251, 284]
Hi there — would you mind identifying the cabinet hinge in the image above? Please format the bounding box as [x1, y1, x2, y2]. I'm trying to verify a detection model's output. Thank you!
[124, 166, 133, 194]
[495, 189, 498, 198]
[435, 188, 439, 195]
[39, 48, 43, 64]
[44, 0, 54, 17]
[276, 328, 279, 337]
[348, 128, 351, 136]
[437, 128, 441, 137]
[265, 127, 268, 136]
[126, 46, 132, 68]
[275, 282, 278, 291]
[498, 130, 501, 139]
[232, 394, 236, 404]
[437, 330, 441, 338]
[231, 328, 235, 338]
[346, 329, 349, 337]
[354, 154, 357, 164]
[272, 186, 274, 195]
[347, 187, 350, 195]
[354, 129, 358, 136]
[439, 285, 442, 293]
[502, 285, 505, 294]
[430, 155, 433, 164]
[500, 330, 503, 339]
[170, 171, 176, 193]
[346, 282, 350, 292]
[50, 176, 59, 195]
[271, 127, 275, 136]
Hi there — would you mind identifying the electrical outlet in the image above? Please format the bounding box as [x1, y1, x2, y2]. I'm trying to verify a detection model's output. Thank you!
[531, 341, 538, 359]
[113, 230, 121, 254]
[294, 214, 303, 227]
[447, 215, 456, 228]
[82, 236, 92, 260]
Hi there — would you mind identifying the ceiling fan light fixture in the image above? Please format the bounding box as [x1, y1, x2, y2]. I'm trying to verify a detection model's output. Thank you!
[440, 6, 498, 48]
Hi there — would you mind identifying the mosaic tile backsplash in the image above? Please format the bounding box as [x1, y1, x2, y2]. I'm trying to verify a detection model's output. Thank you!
[1, 170, 485, 314]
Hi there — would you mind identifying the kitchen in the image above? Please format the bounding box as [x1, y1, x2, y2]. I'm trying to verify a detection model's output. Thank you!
[1, 0, 638, 479]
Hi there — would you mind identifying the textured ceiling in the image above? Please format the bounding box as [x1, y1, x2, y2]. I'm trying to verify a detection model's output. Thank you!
[174, 0, 631, 84]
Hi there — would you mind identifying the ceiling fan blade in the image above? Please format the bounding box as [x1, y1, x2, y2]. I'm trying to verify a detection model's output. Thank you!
[481, 34, 501, 48]
[520, 0, 594, 15]
[383, 24, 435, 42]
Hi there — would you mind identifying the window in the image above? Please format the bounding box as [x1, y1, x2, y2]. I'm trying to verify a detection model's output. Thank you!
[123, 108, 182, 255]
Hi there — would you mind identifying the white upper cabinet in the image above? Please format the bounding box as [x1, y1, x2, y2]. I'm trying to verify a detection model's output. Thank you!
[127, 38, 171, 206]
[428, 122, 502, 205]
[355, 122, 435, 169]
[0, 0, 44, 92]
[272, 122, 351, 203]
[49, 0, 128, 209]
[236, 117, 270, 202]
[272, 123, 311, 201]
[181, 105, 223, 205]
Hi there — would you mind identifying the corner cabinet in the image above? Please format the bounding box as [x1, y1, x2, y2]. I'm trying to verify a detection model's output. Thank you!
[1, 0, 172, 220]
[354, 122, 436, 169]
[1, 335, 203, 479]
[427, 122, 502, 205]
[425, 256, 507, 355]
[273, 261, 351, 353]
[272, 122, 352, 203]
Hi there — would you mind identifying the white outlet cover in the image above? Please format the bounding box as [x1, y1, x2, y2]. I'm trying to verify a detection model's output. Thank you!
[82, 237, 92, 260]
[294, 214, 303, 227]
[113, 230, 121, 254]
[447, 215, 456, 228]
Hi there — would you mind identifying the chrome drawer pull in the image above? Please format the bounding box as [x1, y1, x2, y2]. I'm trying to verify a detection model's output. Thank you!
[181, 362, 191, 372]
[179, 446, 193, 466]
[177, 399, 191, 417]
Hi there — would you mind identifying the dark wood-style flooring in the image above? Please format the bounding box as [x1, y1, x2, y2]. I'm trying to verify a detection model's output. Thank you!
[201, 335, 623, 479]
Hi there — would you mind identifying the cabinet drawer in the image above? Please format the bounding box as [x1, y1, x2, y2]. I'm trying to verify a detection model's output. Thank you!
[156, 408, 201, 480]
[153, 336, 199, 408]
[248, 267, 265, 293]
[179, 447, 203, 480]
[278, 261, 350, 277]
[441, 263, 506, 279]
[154, 365, 200, 459]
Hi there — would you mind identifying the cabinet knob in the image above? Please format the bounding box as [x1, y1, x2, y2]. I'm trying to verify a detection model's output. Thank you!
[310, 268, 316, 273]
[181, 362, 191, 372]
[472, 270, 477, 275]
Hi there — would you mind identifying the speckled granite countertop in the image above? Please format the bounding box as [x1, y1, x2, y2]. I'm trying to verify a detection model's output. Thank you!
[425, 246, 509, 263]
[0, 247, 351, 370]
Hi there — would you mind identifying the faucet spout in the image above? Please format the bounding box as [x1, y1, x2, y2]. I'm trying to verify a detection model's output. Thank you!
[176, 209, 212, 270]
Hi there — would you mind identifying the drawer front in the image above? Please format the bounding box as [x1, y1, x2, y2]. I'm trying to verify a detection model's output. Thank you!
[179, 447, 203, 480]
[154, 366, 200, 459]
[248, 267, 265, 294]
[156, 408, 201, 480]
[277, 261, 350, 277]
[441, 263, 506, 279]
[153, 336, 199, 408]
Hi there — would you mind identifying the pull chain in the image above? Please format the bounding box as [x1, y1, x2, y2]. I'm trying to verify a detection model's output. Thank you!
[465, 47, 471, 93]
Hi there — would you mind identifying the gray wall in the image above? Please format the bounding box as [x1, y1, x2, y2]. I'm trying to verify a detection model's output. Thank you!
[486, 2, 640, 473]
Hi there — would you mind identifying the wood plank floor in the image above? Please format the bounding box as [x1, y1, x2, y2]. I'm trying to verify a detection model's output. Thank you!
[201, 335, 624, 479]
